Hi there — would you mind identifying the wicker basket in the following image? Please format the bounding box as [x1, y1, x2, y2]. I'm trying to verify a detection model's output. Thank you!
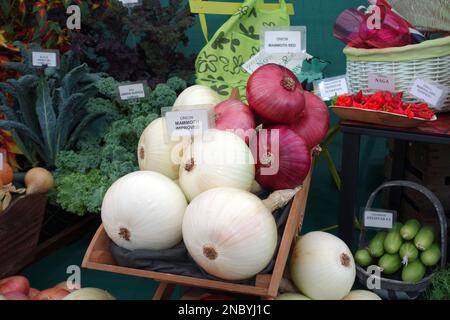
[388, 0, 450, 32]
[356, 180, 448, 300]
[345, 37, 450, 113]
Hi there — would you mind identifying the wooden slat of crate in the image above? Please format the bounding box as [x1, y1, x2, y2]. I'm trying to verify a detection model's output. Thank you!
[82, 170, 312, 300]
[404, 169, 450, 211]
[0, 194, 47, 278]
[399, 195, 449, 234]
[407, 142, 450, 173]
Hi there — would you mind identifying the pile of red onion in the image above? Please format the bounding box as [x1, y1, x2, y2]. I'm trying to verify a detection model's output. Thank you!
[210, 64, 330, 190]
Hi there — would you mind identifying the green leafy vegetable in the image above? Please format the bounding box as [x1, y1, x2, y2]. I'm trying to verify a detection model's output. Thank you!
[53, 76, 186, 215]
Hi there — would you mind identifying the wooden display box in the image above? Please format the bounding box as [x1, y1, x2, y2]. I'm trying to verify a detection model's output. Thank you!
[82, 171, 312, 300]
[0, 193, 47, 278]
[384, 141, 450, 216]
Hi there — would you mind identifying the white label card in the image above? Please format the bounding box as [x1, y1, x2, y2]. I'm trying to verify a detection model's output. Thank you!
[165, 109, 209, 137]
[242, 50, 310, 75]
[364, 209, 395, 229]
[118, 83, 146, 101]
[315, 76, 349, 101]
[410, 78, 449, 109]
[120, 0, 141, 4]
[368, 73, 395, 92]
[264, 31, 302, 54]
[0, 153, 3, 170]
[31, 51, 59, 68]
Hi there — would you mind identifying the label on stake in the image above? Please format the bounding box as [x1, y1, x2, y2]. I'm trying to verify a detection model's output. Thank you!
[119, 0, 142, 7]
[262, 26, 306, 54]
[30, 49, 60, 68]
[165, 109, 210, 137]
[314, 75, 349, 101]
[118, 82, 147, 101]
[368, 73, 396, 92]
[364, 208, 396, 229]
[410, 78, 449, 110]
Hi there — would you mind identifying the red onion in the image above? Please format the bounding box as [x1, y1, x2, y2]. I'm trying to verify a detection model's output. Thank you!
[289, 91, 330, 149]
[251, 125, 311, 190]
[246, 64, 305, 124]
[32, 287, 70, 300]
[213, 99, 256, 144]
[0, 276, 30, 295]
[3, 291, 29, 300]
[29, 288, 41, 299]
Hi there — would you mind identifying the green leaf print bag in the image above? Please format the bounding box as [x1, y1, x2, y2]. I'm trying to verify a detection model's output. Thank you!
[195, 0, 290, 98]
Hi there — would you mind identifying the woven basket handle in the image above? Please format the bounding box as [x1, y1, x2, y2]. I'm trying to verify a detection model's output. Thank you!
[361, 180, 447, 268]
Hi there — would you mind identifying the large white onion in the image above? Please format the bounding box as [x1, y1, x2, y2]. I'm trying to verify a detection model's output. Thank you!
[290, 232, 356, 300]
[137, 117, 182, 180]
[173, 85, 222, 111]
[276, 293, 310, 300]
[250, 180, 263, 194]
[182, 187, 279, 280]
[101, 171, 187, 250]
[63, 288, 115, 300]
[342, 290, 381, 300]
[179, 129, 255, 202]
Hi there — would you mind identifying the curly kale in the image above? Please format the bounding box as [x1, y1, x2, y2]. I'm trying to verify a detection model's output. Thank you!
[96, 76, 119, 99]
[87, 97, 120, 118]
[54, 76, 179, 215]
[148, 84, 177, 111]
[101, 144, 135, 163]
[101, 160, 139, 186]
[55, 169, 108, 216]
[130, 113, 159, 137]
[55, 148, 101, 174]
[166, 77, 187, 94]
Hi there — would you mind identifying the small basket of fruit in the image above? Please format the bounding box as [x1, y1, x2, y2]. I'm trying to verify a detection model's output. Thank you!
[355, 180, 448, 300]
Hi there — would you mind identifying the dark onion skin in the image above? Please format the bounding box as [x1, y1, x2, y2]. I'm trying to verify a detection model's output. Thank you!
[289, 91, 330, 149]
[214, 99, 256, 144]
[251, 125, 311, 190]
[247, 64, 305, 124]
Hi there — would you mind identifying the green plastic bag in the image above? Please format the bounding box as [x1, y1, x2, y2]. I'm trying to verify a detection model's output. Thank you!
[195, 0, 290, 98]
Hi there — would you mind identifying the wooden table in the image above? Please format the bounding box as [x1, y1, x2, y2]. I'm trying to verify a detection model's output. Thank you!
[339, 113, 450, 246]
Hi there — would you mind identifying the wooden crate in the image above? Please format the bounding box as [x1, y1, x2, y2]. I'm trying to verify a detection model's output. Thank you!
[82, 170, 312, 300]
[404, 168, 450, 212]
[407, 142, 450, 173]
[384, 141, 450, 214]
[0, 194, 47, 278]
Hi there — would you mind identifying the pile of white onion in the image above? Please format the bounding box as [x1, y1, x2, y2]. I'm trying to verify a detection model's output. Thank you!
[182, 187, 299, 280]
[290, 231, 356, 300]
[138, 117, 184, 180]
[101, 171, 187, 251]
[173, 85, 222, 111]
[179, 129, 255, 202]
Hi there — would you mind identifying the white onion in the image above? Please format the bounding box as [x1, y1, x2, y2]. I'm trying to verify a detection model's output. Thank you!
[138, 117, 182, 180]
[182, 187, 278, 280]
[179, 129, 255, 202]
[250, 180, 263, 194]
[342, 290, 381, 300]
[63, 288, 115, 300]
[290, 232, 356, 300]
[276, 293, 310, 300]
[173, 85, 222, 111]
[101, 171, 187, 251]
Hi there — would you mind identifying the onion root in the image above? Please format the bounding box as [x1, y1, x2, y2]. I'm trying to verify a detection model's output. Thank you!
[262, 186, 302, 212]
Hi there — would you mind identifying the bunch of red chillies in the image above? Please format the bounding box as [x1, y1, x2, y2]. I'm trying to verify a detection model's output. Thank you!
[334, 91, 435, 120]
